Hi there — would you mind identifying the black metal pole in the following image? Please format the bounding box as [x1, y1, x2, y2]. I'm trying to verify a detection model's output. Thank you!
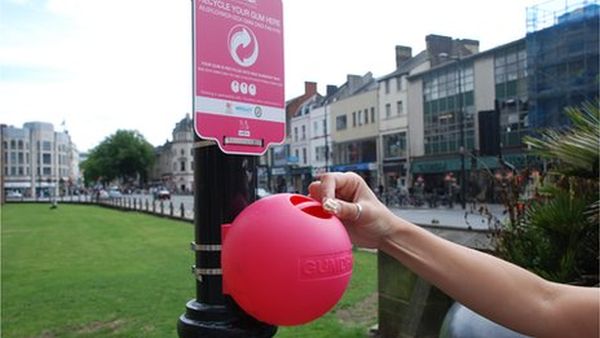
[177, 138, 277, 337]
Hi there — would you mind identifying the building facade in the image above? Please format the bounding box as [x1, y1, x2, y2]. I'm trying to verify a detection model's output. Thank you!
[526, 1, 599, 129]
[150, 114, 194, 193]
[1, 122, 79, 198]
[329, 73, 379, 188]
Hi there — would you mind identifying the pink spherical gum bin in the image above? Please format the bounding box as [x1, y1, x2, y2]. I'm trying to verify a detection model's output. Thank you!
[221, 193, 353, 326]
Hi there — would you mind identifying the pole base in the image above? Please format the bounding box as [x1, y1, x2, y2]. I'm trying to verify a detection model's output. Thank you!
[177, 299, 277, 338]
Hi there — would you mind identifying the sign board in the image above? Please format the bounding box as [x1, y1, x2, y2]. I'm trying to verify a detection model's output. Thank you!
[193, 0, 285, 155]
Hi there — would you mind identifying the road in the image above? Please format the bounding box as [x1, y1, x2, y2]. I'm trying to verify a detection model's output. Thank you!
[10, 193, 506, 230]
[127, 194, 505, 230]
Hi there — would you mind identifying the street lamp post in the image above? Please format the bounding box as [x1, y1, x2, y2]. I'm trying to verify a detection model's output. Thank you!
[457, 60, 467, 210]
[441, 53, 467, 210]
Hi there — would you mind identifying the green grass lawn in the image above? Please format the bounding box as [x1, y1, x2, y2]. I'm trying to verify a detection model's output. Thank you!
[1, 204, 377, 337]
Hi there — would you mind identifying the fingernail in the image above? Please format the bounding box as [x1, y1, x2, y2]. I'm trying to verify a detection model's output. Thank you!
[323, 198, 340, 214]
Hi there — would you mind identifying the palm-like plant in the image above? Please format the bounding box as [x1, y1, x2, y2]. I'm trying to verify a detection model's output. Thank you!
[495, 100, 599, 285]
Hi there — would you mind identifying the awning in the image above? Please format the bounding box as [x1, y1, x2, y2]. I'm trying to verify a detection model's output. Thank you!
[331, 162, 377, 172]
[410, 153, 532, 174]
[4, 181, 31, 188]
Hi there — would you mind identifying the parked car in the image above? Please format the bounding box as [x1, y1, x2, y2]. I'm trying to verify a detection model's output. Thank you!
[108, 189, 122, 199]
[256, 188, 272, 199]
[155, 189, 171, 200]
[6, 190, 22, 199]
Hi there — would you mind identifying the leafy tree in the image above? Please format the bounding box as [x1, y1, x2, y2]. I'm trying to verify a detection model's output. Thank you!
[494, 100, 599, 285]
[82, 130, 155, 187]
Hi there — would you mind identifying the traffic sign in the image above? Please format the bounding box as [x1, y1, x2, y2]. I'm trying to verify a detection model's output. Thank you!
[193, 0, 285, 155]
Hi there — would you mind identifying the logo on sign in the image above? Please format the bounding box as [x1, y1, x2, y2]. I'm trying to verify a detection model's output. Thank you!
[228, 25, 259, 68]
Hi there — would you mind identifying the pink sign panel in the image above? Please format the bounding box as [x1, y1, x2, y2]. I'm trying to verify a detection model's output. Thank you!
[193, 0, 285, 155]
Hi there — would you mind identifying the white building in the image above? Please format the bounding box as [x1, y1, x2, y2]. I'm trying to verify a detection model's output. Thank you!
[150, 114, 194, 193]
[1, 122, 79, 197]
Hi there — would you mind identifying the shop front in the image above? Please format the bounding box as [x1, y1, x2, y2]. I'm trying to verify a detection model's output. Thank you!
[331, 162, 378, 188]
[382, 159, 407, 190]
[290, 166, 312, 194]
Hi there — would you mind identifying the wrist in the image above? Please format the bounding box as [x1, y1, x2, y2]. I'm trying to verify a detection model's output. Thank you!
[378, 213, 413, 252]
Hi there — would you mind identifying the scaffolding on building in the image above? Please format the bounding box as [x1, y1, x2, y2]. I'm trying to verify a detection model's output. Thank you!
[526, 0, 599, 128]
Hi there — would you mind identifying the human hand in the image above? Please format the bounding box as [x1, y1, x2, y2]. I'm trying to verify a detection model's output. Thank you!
[308, 172, 397, 249]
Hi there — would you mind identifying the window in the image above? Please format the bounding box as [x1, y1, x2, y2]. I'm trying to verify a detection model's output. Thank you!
[383, 133, 407, 158]
[18, 140, 23, 149]
[358, 110, 363, 126]
[43, 167, 51, 175]
[181, 161, 186, 171]
[181, 149, 184, 155]
[11, 166, 16, 175]
[301, 125, 306, 140]
[352, 112, 356, 127]
[397, 101, 404, 115]
[10, 140, 15, 149]
[336, 115, 347, 130]
[371, 107, 375, 123]
[315, 146, 326, 161]
[294, 127, 298, 142]
[385, 80, 390, 94]
[18, 152, 23, 164]
[396, 77, 403, 91]
[18, 167, 24, 176]
[302, 148, 307, 164]
[191, 161, 194, 170]
[43, 153, 51, 164]
[385, 103, 392, 118]
[43, 141, 51, 151]
[313, 121, 318, 135]
[364, 109, 369, 124]
[295, 149, 299, 160]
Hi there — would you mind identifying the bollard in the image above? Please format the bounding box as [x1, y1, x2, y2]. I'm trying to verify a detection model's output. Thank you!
[180, 202, 185, 218]
[152, 200, 156, 213]
[160, 200, 164, 215]
[145, 199, 149, 211]
[170, 201, 174, 216]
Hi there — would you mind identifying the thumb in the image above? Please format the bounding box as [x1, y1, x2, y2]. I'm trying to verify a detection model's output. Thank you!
[323, 198, 361, 222]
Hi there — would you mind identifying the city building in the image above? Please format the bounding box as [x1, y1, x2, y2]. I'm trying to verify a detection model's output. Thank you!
[378, 46, 429, 190]
[267, 82, 320, 193]
[329, 72, 379, 188]
[150, 114, 194, 193]
[308, 85, 338, 177]
[1, 121, 79, 198]
[526, 0, 599, 129]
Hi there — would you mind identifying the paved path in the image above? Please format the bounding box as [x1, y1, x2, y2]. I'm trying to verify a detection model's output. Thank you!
[388, 204, 506, 230]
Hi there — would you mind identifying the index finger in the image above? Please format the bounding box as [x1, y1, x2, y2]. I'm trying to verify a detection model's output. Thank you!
[318, 172, 360, 203]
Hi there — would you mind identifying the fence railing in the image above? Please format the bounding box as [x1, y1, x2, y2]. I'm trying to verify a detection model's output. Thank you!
[4, 195, 194, 223]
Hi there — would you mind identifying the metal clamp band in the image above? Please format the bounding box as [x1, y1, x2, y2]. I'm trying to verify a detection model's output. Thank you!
[191, 265, 222, 281]
[190, 241, 222, 252]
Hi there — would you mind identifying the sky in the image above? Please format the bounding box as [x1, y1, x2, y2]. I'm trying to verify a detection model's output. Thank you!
[0, 0, 544, 152]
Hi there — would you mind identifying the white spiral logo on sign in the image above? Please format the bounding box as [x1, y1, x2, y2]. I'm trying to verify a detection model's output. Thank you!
[228, 24, 259, 68]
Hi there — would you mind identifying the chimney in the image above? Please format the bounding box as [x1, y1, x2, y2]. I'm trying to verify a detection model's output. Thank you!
[426, 34, 452, 66]
[347, 74, 362, 93]
[395, 45, 412, 68]
[304, 81, 317, 96]
[326, 85, 338, 96]
[453, 39, 480, 57]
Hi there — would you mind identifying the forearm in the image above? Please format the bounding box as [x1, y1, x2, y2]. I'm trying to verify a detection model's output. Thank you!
[379, 216, 598, 337]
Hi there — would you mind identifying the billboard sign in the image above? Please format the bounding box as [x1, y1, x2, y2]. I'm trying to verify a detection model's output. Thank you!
[193, 0, 285, 155]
